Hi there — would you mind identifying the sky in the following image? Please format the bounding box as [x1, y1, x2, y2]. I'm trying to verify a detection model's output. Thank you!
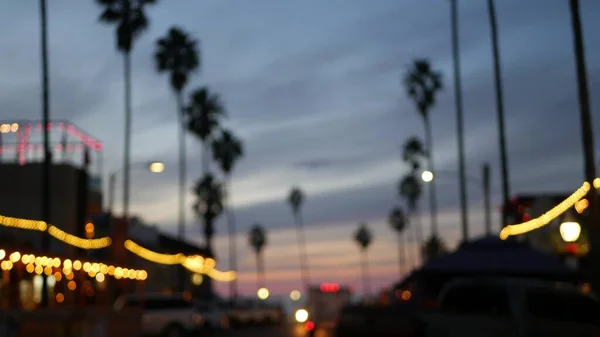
[0, 0, 600, 298]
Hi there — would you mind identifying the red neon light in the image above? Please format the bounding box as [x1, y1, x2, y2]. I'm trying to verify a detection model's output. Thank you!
[305, 321, 315, 331]
[320, 283, 340, 293]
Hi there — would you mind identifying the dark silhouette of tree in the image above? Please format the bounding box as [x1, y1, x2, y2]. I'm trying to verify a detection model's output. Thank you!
[487, 0, 511, 229]
[403, 59, 443, 237]
[388, 207, 408, 278]
[287, 187, 310, 290]
[402, 136, 427, 170]
[96, 0, 156, 218]
[399, 174, 424, 263]
[423, 236, 447, 262]
[212, 129, 244, 299]
[193, 174, 224, 253]
[449, 0, 469, 241]
[569, 0, 599, 287]
[154, 26, 199, 291]
[354, 223, 372, 297]
[249, 224, 267, 290]
[186, 87, 225, 174]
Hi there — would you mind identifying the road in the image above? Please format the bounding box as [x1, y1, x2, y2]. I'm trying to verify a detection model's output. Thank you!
[208, 323, 332, 337]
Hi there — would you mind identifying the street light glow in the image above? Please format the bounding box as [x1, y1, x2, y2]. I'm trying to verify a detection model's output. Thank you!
[257, 287, 269, 300]
[295, 309, 309, 323]
[148, 161, 165, 173]
[290, 290, 301, 301]
[560, 221, 581, 243]
[421, 170, 434, 182]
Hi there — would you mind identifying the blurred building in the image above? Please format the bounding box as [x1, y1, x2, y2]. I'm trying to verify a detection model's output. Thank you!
[0, 162, 102, 256]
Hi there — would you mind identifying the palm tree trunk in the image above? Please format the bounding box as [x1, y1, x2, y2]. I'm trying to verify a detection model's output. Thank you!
[122, 51, 132, 219]
[487, 0, 511, 229]
[226, 175, 238, 300]
[450, 0, 469, 242]
[260, 251, 266, 289]
[397, 233, 404, 278]
[176, 91, 186, 292]
[39, 0, 52, 308]
[294, 212, 310, 290]
[424, 117, 438, 236]
[403, 232, 411, 272]
[361, 250, 370, 297]
[255, 252, 261, 290]
[201, 141, 210, 175]
[569, 0, 600, 288]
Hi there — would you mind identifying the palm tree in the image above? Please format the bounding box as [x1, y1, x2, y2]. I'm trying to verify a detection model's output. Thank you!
[154, 26, 199, 238]
[399, 174, 424, 263]
[287, 187, 310, 290]
[487, 0, 511, 228]
[388, 207, 408, 278]
[192, 173, 224, 253]
[212, 129, 244, 299]
[249, 224, 267, 290]
[186, 87, 226, 174]
[449, 0, 469, 241]
[96, 0, 156, 219]
[569, 0, 600, 286]
[403, 59, 443, 236]
[353, 223, 372, 297]
[402, 136, 427, 170]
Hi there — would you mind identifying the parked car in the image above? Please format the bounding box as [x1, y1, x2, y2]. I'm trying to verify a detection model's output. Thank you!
[114, 294, 205, 337]
[194, 300, 231, 331]
[228, 299, 284, 326]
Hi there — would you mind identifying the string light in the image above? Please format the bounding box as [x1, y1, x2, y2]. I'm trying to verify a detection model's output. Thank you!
[500, 182, 591, 239]
[0, 250, 147, 281]
[126, 240, 236, 282]
[0, 215, 47, 231]
[48, 226, 111, 249]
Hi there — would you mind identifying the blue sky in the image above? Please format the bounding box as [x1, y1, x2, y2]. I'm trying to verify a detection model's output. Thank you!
[0, 0, 599, 295]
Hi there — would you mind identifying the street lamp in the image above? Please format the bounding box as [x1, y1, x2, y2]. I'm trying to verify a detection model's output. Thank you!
[108, 161, 165, 216]
[257, 287, 269, 300]
[560, 221, 581, 243]
[421, 170, 434, 183]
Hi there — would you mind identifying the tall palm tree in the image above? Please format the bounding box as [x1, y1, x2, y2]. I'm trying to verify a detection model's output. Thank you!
[402, 136, 427, 170]
[388, 207, 408, 278]
[487, 0, 511, 228]
[249, 224, 267, 290]
[353, 223, 372, 297]
[186, 87, 225, 174]
[154, 26, 199, 292]
[212, 129, 244, 299]
[449, 0, 469, 241]
[423, 236, 448, 262]
[287, 187, 310, 290]
[399, 174, 424, 263]
[192, 173, 224, 253]
[96, 0, 156, 219]
[39, 0, 52, 308]
[403, 59, 443, 236]
[569, 0, 599, 285]
[155, 26, 199, 238]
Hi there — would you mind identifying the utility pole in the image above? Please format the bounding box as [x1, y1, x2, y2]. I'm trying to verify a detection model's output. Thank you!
[487, 0, 511, 230]
[450, 0, 469, 241]
[40, 0, 52, 307]
[483, 164, 491, 235]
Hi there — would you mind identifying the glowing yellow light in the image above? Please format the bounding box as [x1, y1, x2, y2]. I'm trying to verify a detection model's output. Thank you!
[295, 309, 309, 323]
[10, 123, 18, 133]
[594, 178, 600, 189]
[421, 170, 434, 183]
[0, 215, 46, 231]
[26, 264, 34, 273]
[44, 266, 52, 275]
[124, 240, 183, 265]
[73, 260, 82, 270]
[575, 198, 589, 214]
[34, 265, 43, 274]
[9, 252, 20, 263]
[500, 182, 591, 239]
[257, 287, 269, 300]
[0, 250, 5, 260]
[95, 273, 105, 283]
[290, 290, 301, 301]
[149, 161, 165, 173]
[47, 225, 111, 249]
[560, 221, 581, 243]
[191, 273, 203, 285]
